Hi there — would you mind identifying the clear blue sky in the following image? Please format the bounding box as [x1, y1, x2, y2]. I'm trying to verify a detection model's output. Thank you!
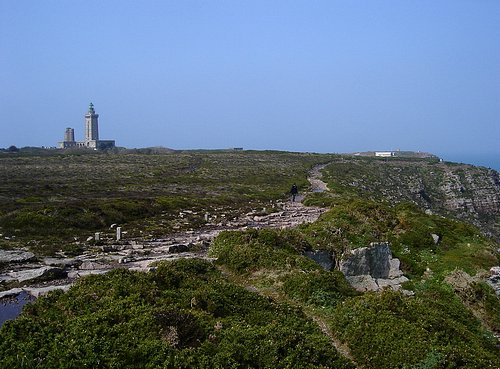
[1, 1, 499, 167]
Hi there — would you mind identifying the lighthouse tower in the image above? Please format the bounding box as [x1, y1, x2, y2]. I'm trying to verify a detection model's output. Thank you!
[85, 102, 99, 147]
[58, 103, 115, 150]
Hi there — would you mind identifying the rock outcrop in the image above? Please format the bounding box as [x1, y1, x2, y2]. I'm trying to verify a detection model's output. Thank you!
[487, 266, 500, 296]
[323, 159, 500, 241]
[0, 250, 35, 263]
[339, 242, 409, 293]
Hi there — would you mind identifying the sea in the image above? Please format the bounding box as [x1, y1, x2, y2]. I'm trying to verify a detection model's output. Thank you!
[440, 153, 500, 172]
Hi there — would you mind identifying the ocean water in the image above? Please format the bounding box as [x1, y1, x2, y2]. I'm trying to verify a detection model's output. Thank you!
[441, 153, 500, 172]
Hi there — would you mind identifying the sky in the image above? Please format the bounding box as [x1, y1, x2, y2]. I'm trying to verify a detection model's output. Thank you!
[1, 1, 499, 168]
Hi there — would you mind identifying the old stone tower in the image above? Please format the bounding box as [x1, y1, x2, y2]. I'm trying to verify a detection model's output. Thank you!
[85, 102, 99, 143]
[58, 103, 115, 150]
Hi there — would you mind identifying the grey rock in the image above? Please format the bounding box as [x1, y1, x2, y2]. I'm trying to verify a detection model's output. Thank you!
[25, 284, 72, 297]
[431, 233, 440, 244]
[7, 267, 66, 283]
[345, 275, 379, 292]
[304, 250, 334, 271]
[340, 243, 391, 278]
[0, 250, 35, 263]
[43, 257, 79, 268]
[375, 278, 400, 290]
[388, 258, 403, 278]
[79, 261, 107, 270]
[486, 266, 500, 296]
[67, 270, 108, 279]
[340, 242, 409, 293]
[0, 288, 24, 299]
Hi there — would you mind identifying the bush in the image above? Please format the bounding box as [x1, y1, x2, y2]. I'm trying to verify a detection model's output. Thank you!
[282, 270, 358, 308]
[330, 287, 498, 368]
[209, 229, 317, 274]
[0, 259, 354, 368]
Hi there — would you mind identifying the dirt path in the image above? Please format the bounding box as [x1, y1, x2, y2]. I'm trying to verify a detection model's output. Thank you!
[1, 164, 331, 298]
[308, 163, 330, 192]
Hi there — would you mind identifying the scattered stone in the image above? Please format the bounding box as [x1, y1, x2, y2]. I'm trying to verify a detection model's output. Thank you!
[43, 257, 79, 268]
[79, 261, 108, 270]
[431, 233, 440, 244]
[0, 165, 332, 301]
[25, 284, 72, 297]
[67, 270, 108, 279]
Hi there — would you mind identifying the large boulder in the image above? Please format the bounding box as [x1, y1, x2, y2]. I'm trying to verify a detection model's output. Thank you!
[340, 242, 392, 278]
[340, 242, 410, 293]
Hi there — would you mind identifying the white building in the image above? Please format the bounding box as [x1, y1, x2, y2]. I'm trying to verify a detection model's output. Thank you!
[375, 151, 394, 157]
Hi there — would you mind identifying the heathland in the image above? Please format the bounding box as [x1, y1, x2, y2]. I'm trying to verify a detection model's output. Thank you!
[0, 149, 498, 368]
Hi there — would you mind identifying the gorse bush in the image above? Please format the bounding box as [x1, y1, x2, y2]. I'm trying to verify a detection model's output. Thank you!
[330, 286, 498, 368]
[209, 228, 317, 274]
[0, 259, 354, 368]
[282, 270, 359, 308]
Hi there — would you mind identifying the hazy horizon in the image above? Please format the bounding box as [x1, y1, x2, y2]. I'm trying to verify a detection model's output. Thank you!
[1, 1, 499, 168]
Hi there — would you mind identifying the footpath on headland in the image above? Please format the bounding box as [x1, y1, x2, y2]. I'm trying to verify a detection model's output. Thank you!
[0, 165, 331, 310]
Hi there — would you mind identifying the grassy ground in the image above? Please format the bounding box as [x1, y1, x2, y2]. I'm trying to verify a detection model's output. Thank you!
[1, 150, 498, 367]
[0, 150, 333, 255]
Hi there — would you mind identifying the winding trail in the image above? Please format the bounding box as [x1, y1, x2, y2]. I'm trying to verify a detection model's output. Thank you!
[1, 164, 331, 299]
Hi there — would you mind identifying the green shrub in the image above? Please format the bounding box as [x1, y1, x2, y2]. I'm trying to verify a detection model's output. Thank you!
[330, 287, 498, 368]
[282, 269, 359, 308]
[209, 229, 317, 274]
[0, 259, 354, 368]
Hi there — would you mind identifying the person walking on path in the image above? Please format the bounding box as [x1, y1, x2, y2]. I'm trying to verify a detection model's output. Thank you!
[290, 183, 298, 202]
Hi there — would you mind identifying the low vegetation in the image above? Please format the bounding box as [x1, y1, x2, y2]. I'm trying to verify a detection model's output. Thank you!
[209, 223, 498, 368]
[0, 259, 354, 368]
[0, 150, 498, 367]
[0, 150, 332, 254]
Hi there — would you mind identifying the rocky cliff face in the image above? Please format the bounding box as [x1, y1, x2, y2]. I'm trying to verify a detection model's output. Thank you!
[323, 158, 500, 241]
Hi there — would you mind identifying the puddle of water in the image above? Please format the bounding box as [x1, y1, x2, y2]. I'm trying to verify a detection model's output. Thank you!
[0, 291, 35, 327]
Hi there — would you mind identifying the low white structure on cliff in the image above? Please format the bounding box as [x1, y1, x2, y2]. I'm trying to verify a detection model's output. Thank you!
[375, 151, 395, 157]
